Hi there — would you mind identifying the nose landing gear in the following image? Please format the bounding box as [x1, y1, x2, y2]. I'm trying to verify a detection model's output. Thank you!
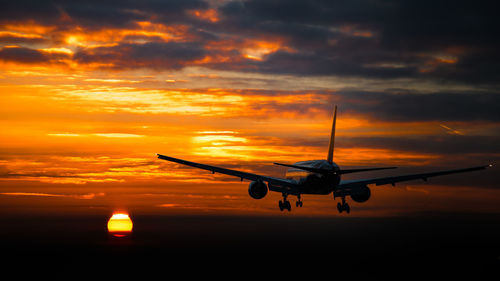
[337, 202, 350, 214]
[334, 189, 351, 214]
[336, 197, 350, 214]
[296, 194, 303, 208]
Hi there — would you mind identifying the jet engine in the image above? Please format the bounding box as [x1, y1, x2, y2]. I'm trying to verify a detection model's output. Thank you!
[350, 185, 371, 203]
[248, 180, 268, 199]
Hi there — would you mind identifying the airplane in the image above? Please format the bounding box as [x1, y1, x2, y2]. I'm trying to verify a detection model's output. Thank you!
[157, 106, 492, 213]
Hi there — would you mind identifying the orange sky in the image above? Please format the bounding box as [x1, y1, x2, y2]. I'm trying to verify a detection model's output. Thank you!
[0, 3, 498, 217]
[1, 77, 497, 216]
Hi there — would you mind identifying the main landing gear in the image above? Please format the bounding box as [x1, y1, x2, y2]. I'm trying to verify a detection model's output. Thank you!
[337, 197, 350, 214]
[279, 193, 303, 211]
[279, 199, 291, 211]
[295, 194, 303, 208]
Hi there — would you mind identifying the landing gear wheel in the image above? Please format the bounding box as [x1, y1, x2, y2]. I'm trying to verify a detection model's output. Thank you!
[279, 193, 292, 211]
[279, 200, 291, 211]
[337, 201, 351, 214]
[284, 200, 291, 211]
[295, 194, 303, 208]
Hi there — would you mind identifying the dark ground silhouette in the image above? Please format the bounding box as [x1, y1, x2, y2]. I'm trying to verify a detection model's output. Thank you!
[0, 212, 499, 278]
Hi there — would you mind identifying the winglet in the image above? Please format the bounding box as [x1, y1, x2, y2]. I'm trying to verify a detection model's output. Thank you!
[327, 105, 337, 163]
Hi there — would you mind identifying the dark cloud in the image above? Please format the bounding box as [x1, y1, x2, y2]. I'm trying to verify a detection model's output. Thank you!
[219, 0, 499, 51]
[0, 0, 61, 24]
[0, 47, 47, 63]
[0, 0, 208, 27]
[216, 0, 500, 83]
[74, 42, 206, 70]
[1, 0, 499, 84]
[219, 0, 384, 26]
[255, 50, 418, 77]
[341, 135, 500, 156]
[0, 34, 48, 45]
[336, 90, 500, 122]
[0, 46, 70, 64]
[238, 89, 500, 122]
[59, 0, 208, 29]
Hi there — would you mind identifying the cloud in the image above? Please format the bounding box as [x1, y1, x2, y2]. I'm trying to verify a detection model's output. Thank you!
[0, 156, 161, 184]
[0, 31, 48, 44]
[93, 133, 144, 138]
[336, 90, 500, 122]
[74, 42, 206, 70]
[0, 0, 208, 28]
[0, 0, 498, 85]
[0, 192, 105, 199]
[216, 0, 500, 83]
[0, 46, 69, 64]
[340, 135, 500, 156]
[186, 88, 498, 122]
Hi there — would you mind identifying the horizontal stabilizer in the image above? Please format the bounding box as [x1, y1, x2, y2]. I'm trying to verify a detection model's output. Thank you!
[273, 162, 333, 174]
[339, 167, 397, 174]
[274, 163, 397, 175]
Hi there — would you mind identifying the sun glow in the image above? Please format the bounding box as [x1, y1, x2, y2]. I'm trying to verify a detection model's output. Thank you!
[107, 212, 133, 237]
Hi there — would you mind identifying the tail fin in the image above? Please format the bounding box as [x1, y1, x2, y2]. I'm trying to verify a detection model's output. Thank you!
[327, 105, 337, 163]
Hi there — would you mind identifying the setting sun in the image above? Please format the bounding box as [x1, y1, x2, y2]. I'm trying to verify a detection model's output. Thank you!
[107, 213, 133, 237]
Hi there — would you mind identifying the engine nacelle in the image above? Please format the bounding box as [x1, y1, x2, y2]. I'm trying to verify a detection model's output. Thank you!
[248, 180, 268, 199]
[350, 185, 371, 203]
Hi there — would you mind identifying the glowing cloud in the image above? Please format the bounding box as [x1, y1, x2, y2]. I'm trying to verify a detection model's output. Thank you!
[188, 9, 220, 23]
[93, 133, 144, 138]
[0, 192, 105, 199]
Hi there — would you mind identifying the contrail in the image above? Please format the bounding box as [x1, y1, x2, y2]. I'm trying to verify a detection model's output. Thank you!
[439, 124, 465, 135]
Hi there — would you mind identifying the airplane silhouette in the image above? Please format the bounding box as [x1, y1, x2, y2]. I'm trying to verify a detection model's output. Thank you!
[157, 106, 492, 213]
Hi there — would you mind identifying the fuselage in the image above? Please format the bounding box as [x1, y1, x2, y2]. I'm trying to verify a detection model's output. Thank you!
[285, 160, 340, 195]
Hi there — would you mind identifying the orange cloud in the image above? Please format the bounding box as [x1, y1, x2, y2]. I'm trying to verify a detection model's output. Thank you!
[202, 36, 291, 63]
[1, 22, 56, 36]
[0, 20, 200, 71]
[188, 9, 220, 23]
[0, 31, 44, 39]
[242, 40, 283, 61]
[339, 24, 375, 38]
[0, 18, 298, 72]
[62, 22, 192, 48]
[0, 192, 105, 199]
[418, 53, 459, 73]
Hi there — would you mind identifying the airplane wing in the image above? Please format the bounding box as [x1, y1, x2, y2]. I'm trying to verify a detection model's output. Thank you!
[339, 164, 492, 188]
[157, 154, 300, 195]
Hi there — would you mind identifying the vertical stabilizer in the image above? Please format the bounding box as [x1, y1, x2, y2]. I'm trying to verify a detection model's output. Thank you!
[327, 105, 337, 163]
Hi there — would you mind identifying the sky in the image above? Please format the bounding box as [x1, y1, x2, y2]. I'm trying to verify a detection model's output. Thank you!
[0, 0, 499, 217]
